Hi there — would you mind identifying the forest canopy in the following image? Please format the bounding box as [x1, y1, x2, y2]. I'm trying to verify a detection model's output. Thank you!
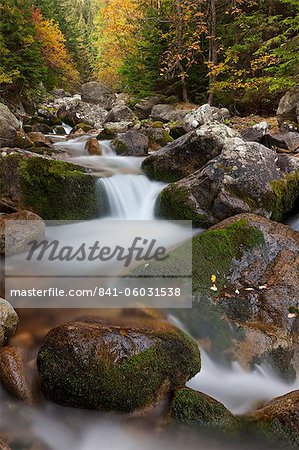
[0, 0, 298, 113]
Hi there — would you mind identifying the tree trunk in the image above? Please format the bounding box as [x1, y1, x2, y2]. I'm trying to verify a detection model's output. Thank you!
[208, 0, 217, 105]
[176, 0, 188, 102]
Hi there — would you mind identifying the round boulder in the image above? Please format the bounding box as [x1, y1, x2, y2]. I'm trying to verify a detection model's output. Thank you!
[0, 299, 19, 347]
[37, 317, 201, 412]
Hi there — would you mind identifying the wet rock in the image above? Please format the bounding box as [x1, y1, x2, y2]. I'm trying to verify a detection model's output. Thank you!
[14, 130, 33, 149]
[194, 214, 299, 332]
[156, 139, 299, 226]
[142, 123, 239, 182]
[143, 125, 174, 151]
[262, 131, 299, 153]
[170, 388, 237, 428]
[167, 214, 299, 373]
[85, 138, 103, 156]
[151, 104, 190, 123]
[0, 210, 45, 255]
[81, 82, 115, 109]
[37, 317, 201, 412]
[183, 104, 230, 130]
[0, 346, 33, 405]
[104, 104, 135, 123]
[0, 299, 19, 346]
[112, 130, 149, 156]
[134, 96, 163, 120]
[0, 154, 98, 220]
[277, 86, 299, 128]
[27, 132, 52, 149]
[0, 103, 20, 148]
[246, 390, 299, 448]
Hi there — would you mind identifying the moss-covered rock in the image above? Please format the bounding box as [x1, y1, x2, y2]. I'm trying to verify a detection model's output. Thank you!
[143, 124, 238, 183]
[37, 317, 201, 412]
[171, 214, 299, 372]
[156, 140, 299, 226]
[170, 388, 238, 429]
[245, 390, 299, 448]
[0, 154, 98, 220]
[112, 130, 149, 156]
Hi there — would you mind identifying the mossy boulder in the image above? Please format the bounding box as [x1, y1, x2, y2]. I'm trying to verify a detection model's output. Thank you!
[170, 388, 238, 429]
[156, 140, 299, 226]
[171, 214, 299, 372]
[0, 154, 98, 220]
[112, 130, 149, 156]
[37, 317, 201, 412]
[142, 124, 239, 183]
[245, 390, 299, 448]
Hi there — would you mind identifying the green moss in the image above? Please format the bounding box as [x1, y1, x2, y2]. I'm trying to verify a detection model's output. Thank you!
[150, 121, 164, 128]
[192, 219, 265, 294]
[37, 325, 201, 412]
[113, 138, 129, 155]
[270, 171, 299, 221]
[243, 417, 299, 449]
[74, 123, 93, 132]
[156, 184, 210, 224]
[170, 388, 238, 429]
[18, 157, 97, 220]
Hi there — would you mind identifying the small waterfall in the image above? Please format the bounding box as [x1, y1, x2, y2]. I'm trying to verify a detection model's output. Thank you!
[98, 174, 165, 219]
[62, 122, 73, 134]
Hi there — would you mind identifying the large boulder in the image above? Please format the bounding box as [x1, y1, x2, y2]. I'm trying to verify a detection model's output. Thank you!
[0, 299, 19, 347]
[247, 390, 299, 448]
[104, 104, 135, 123]
[81, 82, 115, 110]
[156, 139, 299, 226]
[0, 103, 20, 148]
[142, 123, 240, 182]
[37, 317, 201, 412]
[151, 104, 191, 123]
[57, 100, 108, 129]
[170, 387, 237, 428]
[161, 214, 299, 375]
[134, 96, 163, 119]
[0, 210, 45, 256]
[0, 153, 98, 220]
[184, 104, 230, 131]
[277, 86, 299, 128]
[112, 130, 149, 156]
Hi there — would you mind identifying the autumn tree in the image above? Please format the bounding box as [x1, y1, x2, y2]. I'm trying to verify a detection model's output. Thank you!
[0, 0, 45, 89]
[32, 8, 80, 89]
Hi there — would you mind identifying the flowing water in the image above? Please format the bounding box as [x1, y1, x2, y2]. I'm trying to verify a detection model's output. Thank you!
[2, 135, 299, 450]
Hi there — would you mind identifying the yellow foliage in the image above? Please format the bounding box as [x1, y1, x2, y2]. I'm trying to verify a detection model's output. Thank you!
[32, 8, 80, 87]
[92, 0, 143, 89]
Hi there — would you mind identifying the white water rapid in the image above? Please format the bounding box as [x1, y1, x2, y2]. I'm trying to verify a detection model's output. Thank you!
[2, 134, 299, 450]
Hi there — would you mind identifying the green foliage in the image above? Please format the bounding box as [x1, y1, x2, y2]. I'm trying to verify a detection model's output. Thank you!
[0, 0, 45, 89]
[212, 0, 299, 113]
[120, 5, 167, 98]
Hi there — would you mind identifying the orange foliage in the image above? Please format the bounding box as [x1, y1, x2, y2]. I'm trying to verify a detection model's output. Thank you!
[93, 0, 143, 89]
[32, 8, 80, 87]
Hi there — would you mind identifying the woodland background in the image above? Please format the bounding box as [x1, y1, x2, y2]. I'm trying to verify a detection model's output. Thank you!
[0, 0, 298, 113]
